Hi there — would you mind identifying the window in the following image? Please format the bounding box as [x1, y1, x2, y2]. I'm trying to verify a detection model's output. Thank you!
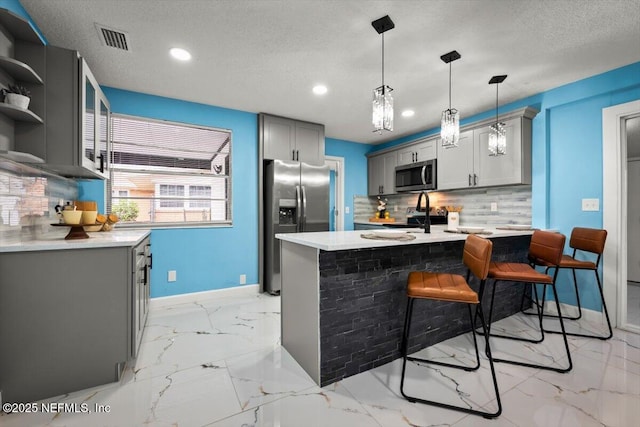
[157, 184, 185, 208]
[109, 115, 231, 226]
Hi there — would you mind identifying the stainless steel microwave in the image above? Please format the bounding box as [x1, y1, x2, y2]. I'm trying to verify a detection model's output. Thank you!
[395, 159, 436, 192]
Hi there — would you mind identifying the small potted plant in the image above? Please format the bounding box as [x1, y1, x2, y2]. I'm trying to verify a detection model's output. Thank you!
[2, 84, 31, 109]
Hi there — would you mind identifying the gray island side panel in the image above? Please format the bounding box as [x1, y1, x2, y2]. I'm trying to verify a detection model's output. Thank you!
[281, 240, 320, 384]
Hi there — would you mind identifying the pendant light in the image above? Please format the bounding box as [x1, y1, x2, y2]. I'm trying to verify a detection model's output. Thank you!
[488, 75, 507, 156]
[371, 15, 395, 134]
[440, 50, 461, 148]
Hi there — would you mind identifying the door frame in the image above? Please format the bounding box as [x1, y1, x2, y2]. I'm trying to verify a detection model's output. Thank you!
[325, 156, 345, 231]
[603, 99, 640, 334]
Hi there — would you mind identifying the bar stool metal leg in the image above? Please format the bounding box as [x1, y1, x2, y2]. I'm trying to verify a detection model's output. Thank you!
[542, 267, 613, 340]
[523, 227, 612, 340]
[400, 293, 502, 419]
[479, 230, 572, 373]
[488, 271, 572, 373]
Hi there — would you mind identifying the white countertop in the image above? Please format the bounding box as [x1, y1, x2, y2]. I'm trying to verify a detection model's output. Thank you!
[0, 229, 151, 253]
[276, 225, 533, 251]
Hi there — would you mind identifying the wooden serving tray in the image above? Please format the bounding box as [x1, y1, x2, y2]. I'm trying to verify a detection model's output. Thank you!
[369, 217, 396, 223]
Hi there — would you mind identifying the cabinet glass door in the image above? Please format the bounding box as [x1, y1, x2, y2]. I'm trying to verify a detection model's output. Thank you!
[98, 98, 110, 174]
[83, 78, 96, 165]
[81, 58, 110, 178]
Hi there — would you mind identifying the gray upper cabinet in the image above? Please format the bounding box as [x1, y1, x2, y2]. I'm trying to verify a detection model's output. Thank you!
[437, 107, 537, 191]
[396, 137, 437, 166]
[0, 8, 45, 146]
[16, 45, 110, 179]
[367, 150, 397, 196]
[436, 130, 475, 189]
[261, 113, 325, 166]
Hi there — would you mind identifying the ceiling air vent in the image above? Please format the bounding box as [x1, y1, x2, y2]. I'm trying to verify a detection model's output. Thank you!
[95, 23, 131, 51]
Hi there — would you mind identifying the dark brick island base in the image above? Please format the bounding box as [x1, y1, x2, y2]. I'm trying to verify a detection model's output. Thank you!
[279, 232, 532, 387]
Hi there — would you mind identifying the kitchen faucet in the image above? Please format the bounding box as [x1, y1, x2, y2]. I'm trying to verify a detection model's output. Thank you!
[416, 191, 430, 233]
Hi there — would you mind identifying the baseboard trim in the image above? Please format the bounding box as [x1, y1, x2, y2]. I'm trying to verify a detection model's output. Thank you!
[542, 301, 607, 325]
[149, 284, 261, 309]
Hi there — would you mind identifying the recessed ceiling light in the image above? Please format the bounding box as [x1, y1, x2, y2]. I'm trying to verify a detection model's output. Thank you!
[312, 85, 328, 95]
[170, 47, 191, 61]
[402, 110, 415, 117]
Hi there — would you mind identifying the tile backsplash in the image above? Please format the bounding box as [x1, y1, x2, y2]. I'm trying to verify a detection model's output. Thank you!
[0, 159, 77, 244]
[354, 185, 532, 226]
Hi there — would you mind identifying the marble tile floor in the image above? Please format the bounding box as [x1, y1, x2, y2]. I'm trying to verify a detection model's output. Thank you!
[0, 292, 638, 427]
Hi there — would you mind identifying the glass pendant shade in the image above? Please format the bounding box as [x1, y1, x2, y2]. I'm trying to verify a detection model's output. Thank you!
[373, 85, 393, 133]
[488, 122, 506, 156]
[441, 108, 459, 148]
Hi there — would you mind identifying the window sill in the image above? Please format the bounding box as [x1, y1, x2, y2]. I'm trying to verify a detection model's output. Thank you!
[114, 222, 233, 230]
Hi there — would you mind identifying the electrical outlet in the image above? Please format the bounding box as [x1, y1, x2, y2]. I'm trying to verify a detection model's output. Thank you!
[490, 202, 498, 212]
[394, 205, 398, 212]
[345, 206, 350, 214]
[240, 274, 247, 285]
[581, 198, 600, 211]
[168, 270, 177, 282]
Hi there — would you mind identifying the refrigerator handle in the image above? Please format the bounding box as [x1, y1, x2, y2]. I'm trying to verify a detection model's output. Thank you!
[301, 185, 308, 231]
[295, 185, 302, 232]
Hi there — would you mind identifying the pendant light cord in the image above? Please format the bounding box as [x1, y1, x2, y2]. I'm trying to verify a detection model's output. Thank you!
[495, 83, 499, 125]
[448, 61, 452, 110]
[381, 33, 385, 94]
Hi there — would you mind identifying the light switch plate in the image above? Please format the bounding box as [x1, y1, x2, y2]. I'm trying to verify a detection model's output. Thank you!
[582, 198, 600, 211]
[168, 270, 177, 282]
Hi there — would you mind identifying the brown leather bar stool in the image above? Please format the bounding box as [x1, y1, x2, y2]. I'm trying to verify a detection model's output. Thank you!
[485, 230, 572, 373]
[525, 227, 612, 340]
[400, 234, 501, 419]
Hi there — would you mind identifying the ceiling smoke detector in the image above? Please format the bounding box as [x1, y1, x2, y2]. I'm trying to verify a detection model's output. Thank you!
[95, 23, 131, 51]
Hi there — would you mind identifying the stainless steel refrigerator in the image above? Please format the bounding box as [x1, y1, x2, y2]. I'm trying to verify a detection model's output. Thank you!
[264, 159, 330, 294]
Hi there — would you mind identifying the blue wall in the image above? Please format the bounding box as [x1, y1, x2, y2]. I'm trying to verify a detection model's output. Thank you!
[91, 88, 260, 298]
[372, 62, 640, 310]
[78, 90, 370, 297]
[325, 137, 370, 231]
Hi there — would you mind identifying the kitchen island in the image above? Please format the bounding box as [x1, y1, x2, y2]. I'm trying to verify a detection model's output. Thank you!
[276, 226, 533, 386]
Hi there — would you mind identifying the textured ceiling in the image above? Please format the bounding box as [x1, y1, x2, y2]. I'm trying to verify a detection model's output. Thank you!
[21, 0, 640, 144]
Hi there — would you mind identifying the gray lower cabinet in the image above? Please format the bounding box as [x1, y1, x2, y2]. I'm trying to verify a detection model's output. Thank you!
[0, 238, 150, 404]
[132, 237, 151, 358]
